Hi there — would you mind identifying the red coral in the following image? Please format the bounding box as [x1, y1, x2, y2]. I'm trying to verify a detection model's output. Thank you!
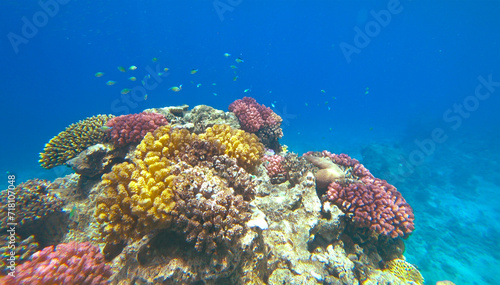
[327, 178, 415, 238]
[262, 154, 287, 184]
[308, 150, 415, 238]
[3, 241, 112, 284]
[228, 97, 280, 133]
[106, 112, 168, 147]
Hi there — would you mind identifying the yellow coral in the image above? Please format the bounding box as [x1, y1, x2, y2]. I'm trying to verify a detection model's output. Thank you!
[95, 124, 262, 244]
[385, 258, 424, 285]
[39, 114, 114, 169]
[200, 124, 264, 172]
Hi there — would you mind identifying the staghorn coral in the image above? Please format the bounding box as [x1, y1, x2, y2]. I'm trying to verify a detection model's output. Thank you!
[0, 179, 62, 229]
[2, 241, 112, 284]
[384, 258, 424, 285]
[200, 124, 264, 172]
[105, 112, 168, 147]
[39, 114, 114, 169]
[170, 164, 251, 253]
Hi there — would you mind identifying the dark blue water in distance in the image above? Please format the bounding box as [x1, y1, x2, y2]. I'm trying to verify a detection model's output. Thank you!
[1, 1, 499, 284]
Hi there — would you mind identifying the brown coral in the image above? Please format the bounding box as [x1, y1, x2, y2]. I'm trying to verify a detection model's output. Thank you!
[39, 114, 114, 169]
[96, 125, 257, 246]
[170, 164, 251, 253]
[0, 179, 62, 229]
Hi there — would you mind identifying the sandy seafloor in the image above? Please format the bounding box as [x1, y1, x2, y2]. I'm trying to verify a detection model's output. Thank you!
[5, 120, 499, 285]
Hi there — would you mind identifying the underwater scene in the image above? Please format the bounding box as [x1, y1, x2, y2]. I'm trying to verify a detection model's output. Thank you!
[1, 1, 499, 284]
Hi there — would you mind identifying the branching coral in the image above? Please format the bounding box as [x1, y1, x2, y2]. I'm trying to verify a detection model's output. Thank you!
[105, 112, 168, 147]
[3, 241, 112, 284]
[228, 97, 283, 151]
[39, 114, 114, 168]
[96, 159, 180, 245]
[170, 164, 251, 253]
[200, 124, 264, 172]
[96, 125, 257, 247]
[262, 154, 287, 184]
[0, 179, 62, 229]
[307, 151, 415, 238]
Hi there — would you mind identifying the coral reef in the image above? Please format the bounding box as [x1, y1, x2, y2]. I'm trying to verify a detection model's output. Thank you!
[105, 112, 168, 147]
[66, 143, 127, 178]
[0, 235, 38, 276]
[96, 125, 259, 247]
[95, 160, 178, 245]
[144, 104, 240, 133]
[0, 179, 63, 229]
[27, 104, 436, 284]
[262, 154, 287, 184]
[228, 97, 283, 151]
[2, 241, 112, 284]
[170, 164, 251, 253]
[200, 124, 265, 172]
[307, 151, 415, 239]
[384, 258, 424, 285]
[39, 114, 114, 169]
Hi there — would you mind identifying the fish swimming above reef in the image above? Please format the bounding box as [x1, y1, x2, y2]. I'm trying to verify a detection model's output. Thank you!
[169, 85, 182, 92]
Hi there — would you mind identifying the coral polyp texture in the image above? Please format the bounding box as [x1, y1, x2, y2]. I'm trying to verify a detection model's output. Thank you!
[309, 151, 415, 238]
[2, 241, 112, 284]
[170, 164, 251, 253]
[39, 114, 114, 168]
[200, 124, 264, 172]
[0, 179, 62, 229]
[262, 154, 287, 184]
[105, 111, 168, 147]
[96, 159, 178, 245]
[384, 258, 424, 285]
[96, 125, 258, 246]
[228, 97, 283, 151]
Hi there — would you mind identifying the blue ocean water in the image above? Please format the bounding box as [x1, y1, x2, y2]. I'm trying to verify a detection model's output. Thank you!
[1, 0, 499, 284]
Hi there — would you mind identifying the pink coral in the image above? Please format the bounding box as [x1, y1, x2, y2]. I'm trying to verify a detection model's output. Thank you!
[106, 112, 168, 147]
[262, 154, 287, 184]
[308, 151, 415, 238]
[3, 241, 112, 284]
[228, 97, 280, 133]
